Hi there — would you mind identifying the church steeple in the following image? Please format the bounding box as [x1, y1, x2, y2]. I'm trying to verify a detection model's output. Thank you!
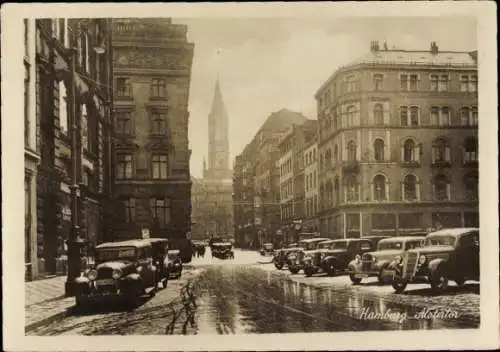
[206, 78, 231, 180]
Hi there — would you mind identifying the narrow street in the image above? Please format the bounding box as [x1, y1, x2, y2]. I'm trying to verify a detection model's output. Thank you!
[28, 249, 479, 335]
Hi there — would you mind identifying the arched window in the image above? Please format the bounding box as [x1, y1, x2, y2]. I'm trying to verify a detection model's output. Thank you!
[432, 138, 450, 162]
[464, 172, 478, 200]
[347, 140, 357, 162]
[325, 148, 332, 169]
[81, 104, 88, 151]
[59, 82, 68, 133]
[464, 137, 478, 162]
[433, 174, 450, 200]
[334, 145, 339, 163]
[403, 139, 416, 162]
[344, 175, 359, 202]
[460, 107, 471, 126]
[374, 139, 385, 162]
[373, 104, 384, 125]
[334, 177, 340, 205]
[402, 174, 418, 201]
[326, 181, 333, 207]
[373, 175, 387, 201]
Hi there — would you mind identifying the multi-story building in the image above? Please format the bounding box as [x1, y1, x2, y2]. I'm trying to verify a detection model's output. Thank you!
[35, 18, 113, 278]
[110, 19, 194, 241]
[303, 140, 319, 232]
[233, 109, 307, 248]
[278, 120, 317, 242]
[24, 19, 40, 281]
[316, 41, 478, 238]
[190, 80, 233, 240]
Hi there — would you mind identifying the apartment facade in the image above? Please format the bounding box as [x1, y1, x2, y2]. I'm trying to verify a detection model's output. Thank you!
[303, 141, 319, 232]
[316, 41, 478, 238]
[110, 19, 194, 241]
[34, 18, 113, 278]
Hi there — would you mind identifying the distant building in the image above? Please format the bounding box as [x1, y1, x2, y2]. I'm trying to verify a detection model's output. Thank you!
[190, 79, 233, 240]
[233, 109, 308, 248]
[278, 120, 317, 243]
[303, 140, 319, 233]
[315, 41, 478, 238]
[110, 18, 194, 241]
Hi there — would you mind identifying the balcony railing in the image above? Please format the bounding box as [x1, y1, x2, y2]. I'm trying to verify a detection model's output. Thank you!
[401, 160, 421, 168]
[342, 161, 360, 173]
[431, 160, 452, 168]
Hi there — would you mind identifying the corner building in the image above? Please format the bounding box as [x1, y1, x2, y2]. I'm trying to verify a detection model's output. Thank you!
[316, 41, 478, 238]
[111, 19, 194, 240]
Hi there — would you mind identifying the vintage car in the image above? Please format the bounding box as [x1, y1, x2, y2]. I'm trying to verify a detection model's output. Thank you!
[165, 248, 183, 279]
[286, 238, 331, 274]
[260, 243, 274, 256]
[273, 243, 298, 270]
[145, 238, 170, 288]
[211, 242, 235, 259]
[347, 236, 425, 284]
[74, 240, 158, 308]
[392, 228, 479, 294]
[302, 239, 336, 277]
[315, 237, 387, 276]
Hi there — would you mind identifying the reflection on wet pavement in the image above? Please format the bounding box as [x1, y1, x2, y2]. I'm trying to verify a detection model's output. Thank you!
[193, 266, 478, 334]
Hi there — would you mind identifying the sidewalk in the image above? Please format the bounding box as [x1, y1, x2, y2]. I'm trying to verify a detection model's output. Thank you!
[25, 275, 74, 331]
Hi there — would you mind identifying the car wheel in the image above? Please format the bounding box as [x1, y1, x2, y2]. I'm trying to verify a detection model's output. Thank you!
[392, 277, 407, 293]
[75, 294, 89, 311]
[349, 274, 362, 284]
[430, 268, 449, 293]
[455, 277, 466, 287]
[162, 279, 168, 289]
[274, 262, 283, 270]
[304, 267, 314, 277]
[377, 264, 390, 285]
[289, 265, 300, 274]
[325, 264, 336, 277]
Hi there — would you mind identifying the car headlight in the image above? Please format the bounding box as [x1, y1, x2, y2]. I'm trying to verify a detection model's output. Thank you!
[112, 269, 122, 279]
[355, 254, 361, 263]
[395, 255, 402, 264]
[87, 269, 97, 281]
[372, 256, 377, 263]
[418, 255, 426, 265]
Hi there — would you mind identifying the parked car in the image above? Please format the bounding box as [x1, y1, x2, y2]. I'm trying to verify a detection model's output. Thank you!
[273, 243, 299, 270]
[165, 248, 183, 279]
[286, 238, 330, 274]
[302, 239, 336, 277]
[74, 239, 158, 308]
[260, 243, 274, 256]
[347, 236, 425, 284]
[391, 228, 479, 294]
[145, 238, 170, 288]
[318, 237, 388, 276]
[211, 242, 235, 259]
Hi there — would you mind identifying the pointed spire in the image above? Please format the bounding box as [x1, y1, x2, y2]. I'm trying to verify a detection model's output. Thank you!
[212, 77, 224, 112]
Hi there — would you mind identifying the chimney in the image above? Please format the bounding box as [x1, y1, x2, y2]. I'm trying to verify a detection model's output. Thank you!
[370, 40, 380, 53]
[383, 41, 388, 51]
[430, 41, 439, 55]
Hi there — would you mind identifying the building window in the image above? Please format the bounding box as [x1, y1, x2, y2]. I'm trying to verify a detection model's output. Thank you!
[410, 106, 419, 126]
[464, 137, 478, 162]
[345, 105, 357, 127]
[432, 138, 450, 162]
[116, 77, 131, 97]
[432, 212, 461, 229]
[346, 75, 357, 93]
[124, 198, 136, 223]
[463, 212, 479, 227]
[115, 111, 132, 135]
[84, 32, 90, 73]
[373, 104, 384, 125]
[438, 75, 449, 92]
[81, 104, 89, 151]
[433, 174, 450, 200]
[152, 154, 168, 179]
[400, 106, 408, 126]
[151, 198, 172, 227]
[374, 139, 385, 162]
[409, 74, 418, 91]
[430, 74, 438, 91]
[116, 154, 133, 179]
[399, 213, 422, 229]
[461, 75, 478, 93]
[402, 139, 419, 162]
[430, 107, 439, 125]
[334, 145, 339, 163]
[464, 172, 478, 200]
[373, 174, 387, 201]
[373, 74, 383, 91]
[440, 107, 450, 126]
[347, 140, 357, 162]
[402, 174, 418, 201]
[334, 178, 340, 205]
[400, 74, 408, 91]
[151, 78, 166, 98]
[372, 213, 396, 230]
[150, 112, 167, 135]
[460, 107, 478, 126]
[400, 106, 419, 126]
[59, 81, 68, 134]
[344, 175, 359, 202]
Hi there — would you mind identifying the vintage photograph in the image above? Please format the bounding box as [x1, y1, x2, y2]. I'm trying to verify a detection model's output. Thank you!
[2, 2, 498, 351]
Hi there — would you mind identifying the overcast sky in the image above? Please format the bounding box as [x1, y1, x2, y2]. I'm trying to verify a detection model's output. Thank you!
[173, 17, 477, 178]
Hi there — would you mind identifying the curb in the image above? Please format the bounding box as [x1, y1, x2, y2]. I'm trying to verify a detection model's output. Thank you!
[25, 306, 72, 333]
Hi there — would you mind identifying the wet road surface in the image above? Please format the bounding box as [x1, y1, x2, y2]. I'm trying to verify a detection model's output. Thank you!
[28, 260, 479, 335]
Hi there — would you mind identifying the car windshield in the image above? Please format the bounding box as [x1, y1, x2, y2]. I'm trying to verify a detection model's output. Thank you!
[378, 241, 403, 250]
[424, 235, 456, 247]
[305, 242, 318, 250]
[97, 247, 136, 262]
[264, 244, 273, 249]
[405, 241, 422, 250]
[318, 242, 332, 249]
[330, 241, 347, 250]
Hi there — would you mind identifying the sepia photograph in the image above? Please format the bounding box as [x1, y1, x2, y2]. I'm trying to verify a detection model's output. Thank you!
[2, 2, 498, 351]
